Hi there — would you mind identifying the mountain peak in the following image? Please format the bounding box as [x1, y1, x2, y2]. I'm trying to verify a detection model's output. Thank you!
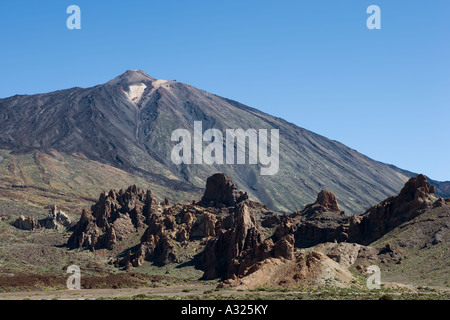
[107, 69, 156, 86]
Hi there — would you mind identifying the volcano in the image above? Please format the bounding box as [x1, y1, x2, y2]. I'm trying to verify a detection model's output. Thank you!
[0, 69, 448, 213]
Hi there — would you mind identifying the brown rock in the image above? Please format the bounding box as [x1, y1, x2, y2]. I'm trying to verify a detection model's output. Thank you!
[13, 206, 72, 231]
[198, 201, 264, 279]
[302, 189, 342, 217]
[274, 175, 444, 249]
[200, 173, 244, 207]
[67, 185, 158, 250]
[316, 190, 341, 212]
[272, 234, 295, 260]
[348, 174, 442, 245]
[221, 249, 355, 290]
[190, 212, 217, 238]
[39, 206, 72, 230]
[272, 216, 298, 242]
[13, 215, 39, 231]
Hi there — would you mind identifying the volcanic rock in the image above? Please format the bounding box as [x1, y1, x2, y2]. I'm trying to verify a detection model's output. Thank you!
[221, 241, 378, 290]
[221, 249, 354, 290]
[197, 201, 264, 279]
[316, 190, 341, 212]
[118, 199, 232, 269]
[271, 175, 444, 248]
[200, 173, 248, 207]
[272, 190, 347, 248]
[347, 174, 443, 245]
[39, 205, 72, 230]
[13, 215, 39, 231]
[67, 185, 158, 250]
[302, 189, 342, 216]
[13, 205, 72, 231]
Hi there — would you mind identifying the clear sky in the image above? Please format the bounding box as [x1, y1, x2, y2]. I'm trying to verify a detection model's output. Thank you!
[0, 0, 449, 180]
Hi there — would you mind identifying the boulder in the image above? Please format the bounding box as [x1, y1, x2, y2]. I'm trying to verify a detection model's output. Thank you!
[13, 215, 39, 231]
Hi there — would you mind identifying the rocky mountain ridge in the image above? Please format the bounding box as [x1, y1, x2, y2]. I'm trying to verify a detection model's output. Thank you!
[1, 70, 449, 214]
[64, 172, 449, 288]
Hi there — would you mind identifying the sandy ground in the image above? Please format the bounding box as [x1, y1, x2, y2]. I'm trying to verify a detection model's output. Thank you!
[0, 284, 219, 300]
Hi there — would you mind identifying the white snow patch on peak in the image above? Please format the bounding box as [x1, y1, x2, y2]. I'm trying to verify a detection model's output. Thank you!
[124, 83, 147, 104]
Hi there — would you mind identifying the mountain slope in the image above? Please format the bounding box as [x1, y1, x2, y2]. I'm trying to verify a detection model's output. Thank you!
[0, 70, 448, 214]
[0, 149, 200, 220]
[369, 202, 450, 287]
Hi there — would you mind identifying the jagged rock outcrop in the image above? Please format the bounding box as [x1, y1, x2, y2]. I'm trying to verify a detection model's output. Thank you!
[118, 202, 229, 269]
[294, 211, 349, 248]
[13, 205, 72, 231]
[197, 201, 295, 280]
[66, 172, 445, 289]
[200, 173, 248, 207]
[40, 205, 72, 230]
[305, 189, 341, 215]
[118, 175, 274, 271]
[347, 174, 444, 245]
[227, 234, 296, 279]
[119, 174, 442, 280]
[273, 190, 348, 247]
[67, 185, 158, 250]
[13, 215, 39, 231]
[221, 242, 377, 290]
[272, 175, 444, 248]
[197, 201, 264, 279]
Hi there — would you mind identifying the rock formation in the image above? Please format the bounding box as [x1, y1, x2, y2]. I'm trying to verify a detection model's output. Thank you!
[197, 201, 265, 279]
[118, 202, 229, 269]
[272, 189, 348, 247]
[40, 205, 72, 230]
[272, 175, 444, 247]
[117, 174, 275, 272]
[197, 198, 300, 280]
[199, 173, 248, 207]
[64, 173, 446, 289]
[13, 205, 72, 231]
[221, 242, 378, 290]
[13, 215, 39, 231]
[304, 189, 341, 215]
[67, 185, 158, 250]
[347, 174, 444, 244]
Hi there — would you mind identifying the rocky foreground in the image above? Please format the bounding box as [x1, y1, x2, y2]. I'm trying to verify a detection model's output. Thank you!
[58, 172, 449, 290]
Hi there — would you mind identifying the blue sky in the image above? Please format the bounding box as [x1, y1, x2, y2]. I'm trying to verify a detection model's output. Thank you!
[0, 0, 449, 180]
